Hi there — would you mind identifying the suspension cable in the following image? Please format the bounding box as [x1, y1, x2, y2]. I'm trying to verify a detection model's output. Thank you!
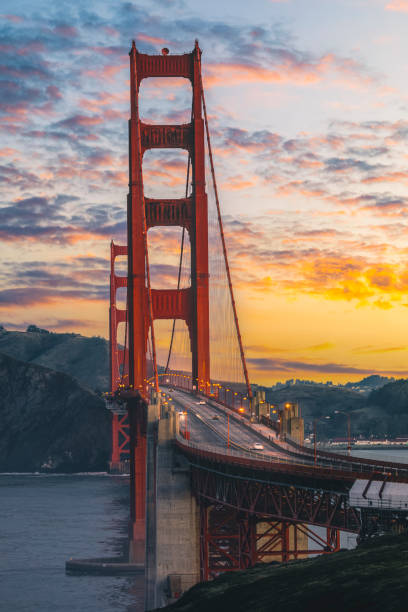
[200, 76, 253, 399]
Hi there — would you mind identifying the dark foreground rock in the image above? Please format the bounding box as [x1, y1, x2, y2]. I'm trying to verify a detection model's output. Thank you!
[160, 533, 408, 612]
[0, 352, 111, 472]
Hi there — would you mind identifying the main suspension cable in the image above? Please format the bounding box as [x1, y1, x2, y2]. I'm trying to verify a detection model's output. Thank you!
[200, 77, 253, 399]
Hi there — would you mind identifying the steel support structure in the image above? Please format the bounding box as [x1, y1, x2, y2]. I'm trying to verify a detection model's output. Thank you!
[199, 504, 340, 580]
[109, 241, 130, 469]
[256, 520, 340, 562]
[200, 505, 257, 581]
[191, 465, 361, 532]
[126, 42, 210, 563]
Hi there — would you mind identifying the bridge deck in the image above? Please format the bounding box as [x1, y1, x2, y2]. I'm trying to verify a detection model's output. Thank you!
[166, 388, 408, 486]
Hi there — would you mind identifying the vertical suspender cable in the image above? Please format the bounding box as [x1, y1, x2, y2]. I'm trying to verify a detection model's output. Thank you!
[200, 78, 253, 400]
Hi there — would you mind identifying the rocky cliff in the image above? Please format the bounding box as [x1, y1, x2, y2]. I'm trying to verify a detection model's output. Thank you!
[0, 352, 111, 472]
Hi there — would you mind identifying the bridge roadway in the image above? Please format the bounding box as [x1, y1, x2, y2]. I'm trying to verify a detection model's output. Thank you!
[157, 386, 408, 540]
[167, 388, 285, 459]
[163, 387, 408, 482]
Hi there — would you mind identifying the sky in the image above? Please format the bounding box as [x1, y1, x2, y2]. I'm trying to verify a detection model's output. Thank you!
[2, 0, 408, 385]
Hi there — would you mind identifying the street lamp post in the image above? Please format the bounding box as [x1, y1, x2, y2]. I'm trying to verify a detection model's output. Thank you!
[334, 410, 352, 456]
[227, 414, 230, 449]
[314, 419, 317, 466]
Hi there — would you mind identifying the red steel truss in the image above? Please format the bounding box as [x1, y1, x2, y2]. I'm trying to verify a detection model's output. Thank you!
[191, 465, 361, 533]
[200, 505, 341, 580]
[109, 241, 130, 469]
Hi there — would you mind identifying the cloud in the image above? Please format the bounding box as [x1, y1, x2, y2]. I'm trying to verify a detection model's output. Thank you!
[247, 357, 408, 376]
[137, 34, 169, 46]
[307, 342, 335, 351]
[385, 1, 408, 12]
[0, 14, 24, 23]
[0, 195, 127, 245]
[203, 52, 374, 89]
[221, 174, 258, 190]
[0, 287, 106, 307]
[353, 345, 407, 354]
[0, 256, 111, 311]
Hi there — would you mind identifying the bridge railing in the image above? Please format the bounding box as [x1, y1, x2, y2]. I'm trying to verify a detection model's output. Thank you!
[283, 433, 408, 474]
[175, 425, 408, 484]
[175, 433, 327, 469]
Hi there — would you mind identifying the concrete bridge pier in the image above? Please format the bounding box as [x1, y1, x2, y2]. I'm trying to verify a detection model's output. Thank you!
[145, 403, 200, 610]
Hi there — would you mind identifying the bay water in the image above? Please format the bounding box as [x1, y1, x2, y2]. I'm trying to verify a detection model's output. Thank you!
[0, 474, 144, 612]
[2, 449, 408, 610]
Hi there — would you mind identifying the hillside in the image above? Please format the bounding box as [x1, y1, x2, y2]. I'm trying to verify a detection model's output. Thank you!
[265, 383, 366, 418]
[0, 352, 111, 472]
[160, 533, 408, 612]
[0, 326, 109, 391]
[264, 381, 408, 439]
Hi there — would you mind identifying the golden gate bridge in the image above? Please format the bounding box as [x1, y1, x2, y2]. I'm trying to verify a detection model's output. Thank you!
[84, 40, 408, 609]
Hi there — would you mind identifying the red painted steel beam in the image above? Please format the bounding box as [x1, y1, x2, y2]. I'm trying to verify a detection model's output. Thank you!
[109, 241, 130, 467]
[190, 465, 361, 533]
[145, 197, 193, 230]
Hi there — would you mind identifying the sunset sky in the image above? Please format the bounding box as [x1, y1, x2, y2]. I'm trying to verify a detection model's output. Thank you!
[2, 0, 408, 384]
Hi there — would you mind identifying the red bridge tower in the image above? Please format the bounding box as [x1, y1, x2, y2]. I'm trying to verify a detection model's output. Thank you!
[126, 41, 210, 562]
[128, 40, 210, 392]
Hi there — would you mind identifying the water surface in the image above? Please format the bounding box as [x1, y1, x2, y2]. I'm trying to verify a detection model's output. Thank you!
[1, 474, 143, 612]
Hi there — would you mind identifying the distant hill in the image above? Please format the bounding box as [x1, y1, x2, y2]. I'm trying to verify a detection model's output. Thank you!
[263, 382, 408, 440]
[0, 352, 111, 472]
[265, 383, 366, 418]
[0, 326, 109, 392]
[368, 379, 408, 413]
[345, 375, 396, 392]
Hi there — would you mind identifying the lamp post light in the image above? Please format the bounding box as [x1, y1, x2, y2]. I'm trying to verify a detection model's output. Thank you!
[334, 410, 352, 456]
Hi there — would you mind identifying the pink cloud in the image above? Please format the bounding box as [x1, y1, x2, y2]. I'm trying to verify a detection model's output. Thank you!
[47, 85, 62, 100]
[83, 64, 127, 82]
[203, 54, 372, 89]
[0, 14, 23, 23]
[137, 34, 169, 46]
[0, 147, 18, 157]
[386, 1, 408, 12]
[362, 171, 408, 184]
[54, 25, 78, 37]
[221, 174, 258, 191]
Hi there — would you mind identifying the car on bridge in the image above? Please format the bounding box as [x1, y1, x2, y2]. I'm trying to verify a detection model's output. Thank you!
[251, 443, 264, 451]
